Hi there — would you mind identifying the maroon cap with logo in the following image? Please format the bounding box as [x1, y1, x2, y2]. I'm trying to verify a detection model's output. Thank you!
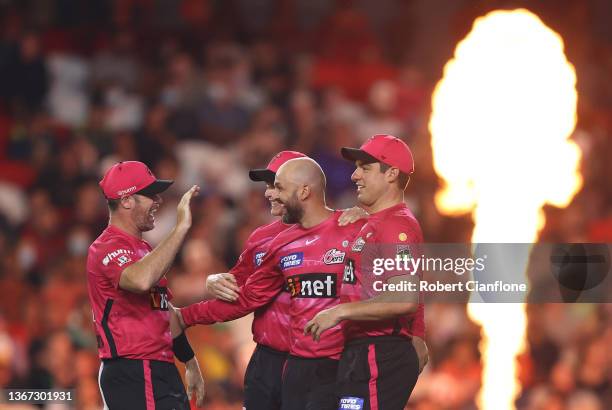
[99, 161, 173, 199]
[341, 134, 414, 174]
[249, 151, 307, 183]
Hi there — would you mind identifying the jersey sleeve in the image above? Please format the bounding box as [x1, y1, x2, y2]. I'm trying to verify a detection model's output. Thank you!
[228, 231, 260, 287]
[180, 253, 285, 326]
[92, 237, 139, 289]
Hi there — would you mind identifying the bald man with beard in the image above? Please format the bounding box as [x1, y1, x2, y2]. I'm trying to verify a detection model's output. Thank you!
[177, 158, 366, 410]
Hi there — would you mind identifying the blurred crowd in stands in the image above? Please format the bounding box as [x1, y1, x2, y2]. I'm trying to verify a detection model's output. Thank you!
[0, 1, 610, 409]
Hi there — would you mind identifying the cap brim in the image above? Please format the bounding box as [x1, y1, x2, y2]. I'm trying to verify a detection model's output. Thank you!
[248, 169, 275, 183]
[136, 180, 174, 196]
[340, 147, 378, 164]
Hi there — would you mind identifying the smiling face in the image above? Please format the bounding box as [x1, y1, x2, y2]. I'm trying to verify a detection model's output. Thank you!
[265, 181, 286, 217]
[273, 173, 303, 224]
[131, 193, 162, 232]
[351, 160, 389, 208]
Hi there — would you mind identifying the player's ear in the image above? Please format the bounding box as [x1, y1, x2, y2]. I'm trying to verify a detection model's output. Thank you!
[120, 195, 134, 210]
[298, 184, 310, 201]
[385, 167, 400, 184]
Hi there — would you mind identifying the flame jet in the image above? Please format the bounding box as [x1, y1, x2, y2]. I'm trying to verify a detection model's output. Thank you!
[429, 9, 582, 410]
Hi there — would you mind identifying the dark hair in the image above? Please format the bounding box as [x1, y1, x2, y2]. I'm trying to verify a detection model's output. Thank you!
[379, 163, 410, 190]
[107, 198, 120, 211]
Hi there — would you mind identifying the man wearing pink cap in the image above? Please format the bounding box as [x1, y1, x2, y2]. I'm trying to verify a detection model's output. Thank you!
[305, 135, 427, 410]
[177, 157, 369, 410]
[205, 150, 305, 410]
[203, 151, 367, 410]
[87, 161, 204, 409]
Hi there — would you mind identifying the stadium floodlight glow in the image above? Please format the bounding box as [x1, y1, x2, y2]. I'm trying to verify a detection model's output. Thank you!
[429, 8, 582, 410]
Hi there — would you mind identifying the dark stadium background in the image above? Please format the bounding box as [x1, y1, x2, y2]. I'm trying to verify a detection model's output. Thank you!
[0, 1, 610, 409]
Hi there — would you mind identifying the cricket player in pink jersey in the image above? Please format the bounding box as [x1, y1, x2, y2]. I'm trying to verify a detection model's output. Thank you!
[205, 150, 306, 410]
[87, 161, 204, 409]
[177, 158, 366, 410]
[306, 135, 427, 410]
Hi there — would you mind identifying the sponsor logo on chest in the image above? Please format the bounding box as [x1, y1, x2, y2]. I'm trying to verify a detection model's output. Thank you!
[304, 236, 319, 246]
[343, 259, 356, 284]
[279, 252, 304, 270]
[149, 286, 169, 311]
[286, 273, 337, 298]
[351, 237, 366, 252]
[323, 248, 346, 265]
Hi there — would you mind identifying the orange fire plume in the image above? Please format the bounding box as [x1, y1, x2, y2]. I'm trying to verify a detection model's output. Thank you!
[429, 9, 582, 410]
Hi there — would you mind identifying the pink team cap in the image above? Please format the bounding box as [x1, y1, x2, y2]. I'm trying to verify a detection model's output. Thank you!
[341, 134, 414, 174]
[248, 151, 307, 183]
[99, 161, 173, 199]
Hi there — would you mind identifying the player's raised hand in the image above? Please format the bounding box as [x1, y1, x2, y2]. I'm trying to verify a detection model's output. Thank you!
[177, 185, 200, 230]
[338, 206, 368, 226]
[206, 273, 240, 302]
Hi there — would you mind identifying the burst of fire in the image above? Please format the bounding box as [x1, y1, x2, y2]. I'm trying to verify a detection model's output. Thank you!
[429, 9, 582, 410]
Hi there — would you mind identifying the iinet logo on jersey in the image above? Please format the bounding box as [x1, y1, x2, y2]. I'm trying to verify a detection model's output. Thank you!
[286, 273, 337, 298]
[102, 249, 134, 267]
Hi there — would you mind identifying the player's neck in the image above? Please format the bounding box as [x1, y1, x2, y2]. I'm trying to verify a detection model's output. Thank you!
[300, 205, 334, 229]
[366, 190, 404, 214]
[109, 214, 143, 239]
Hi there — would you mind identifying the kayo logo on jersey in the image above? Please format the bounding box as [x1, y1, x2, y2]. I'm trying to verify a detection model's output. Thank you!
[102, 249, 134, 267]
[280, 252, 304, 270]
[286, 273, 337, 298]
[323, 248, 346, 265]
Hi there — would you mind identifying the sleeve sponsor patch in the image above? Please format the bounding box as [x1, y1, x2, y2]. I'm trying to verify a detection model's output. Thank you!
[397, 244, 412, 259]
[254, 251, 266, 267]
[102, 249, 134, 267]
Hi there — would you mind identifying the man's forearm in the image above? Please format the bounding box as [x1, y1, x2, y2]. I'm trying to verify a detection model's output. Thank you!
[169, 304, 184, 337]
[181, 269, 284, 327]
[182, 260, 285, 327]
[120, 226, 189, 292]
[336, 295, 418, 322]
[181, 285, 274, 327]
[337, 273, 419, 321]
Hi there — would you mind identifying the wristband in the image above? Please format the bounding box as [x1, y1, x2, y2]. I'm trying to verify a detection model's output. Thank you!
[172, 331, 195, 362]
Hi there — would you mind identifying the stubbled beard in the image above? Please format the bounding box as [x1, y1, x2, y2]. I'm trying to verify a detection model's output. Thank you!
[134, 198, 155, 232]
[136, 214, 155, 232]
[282, 200, 303, 224]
